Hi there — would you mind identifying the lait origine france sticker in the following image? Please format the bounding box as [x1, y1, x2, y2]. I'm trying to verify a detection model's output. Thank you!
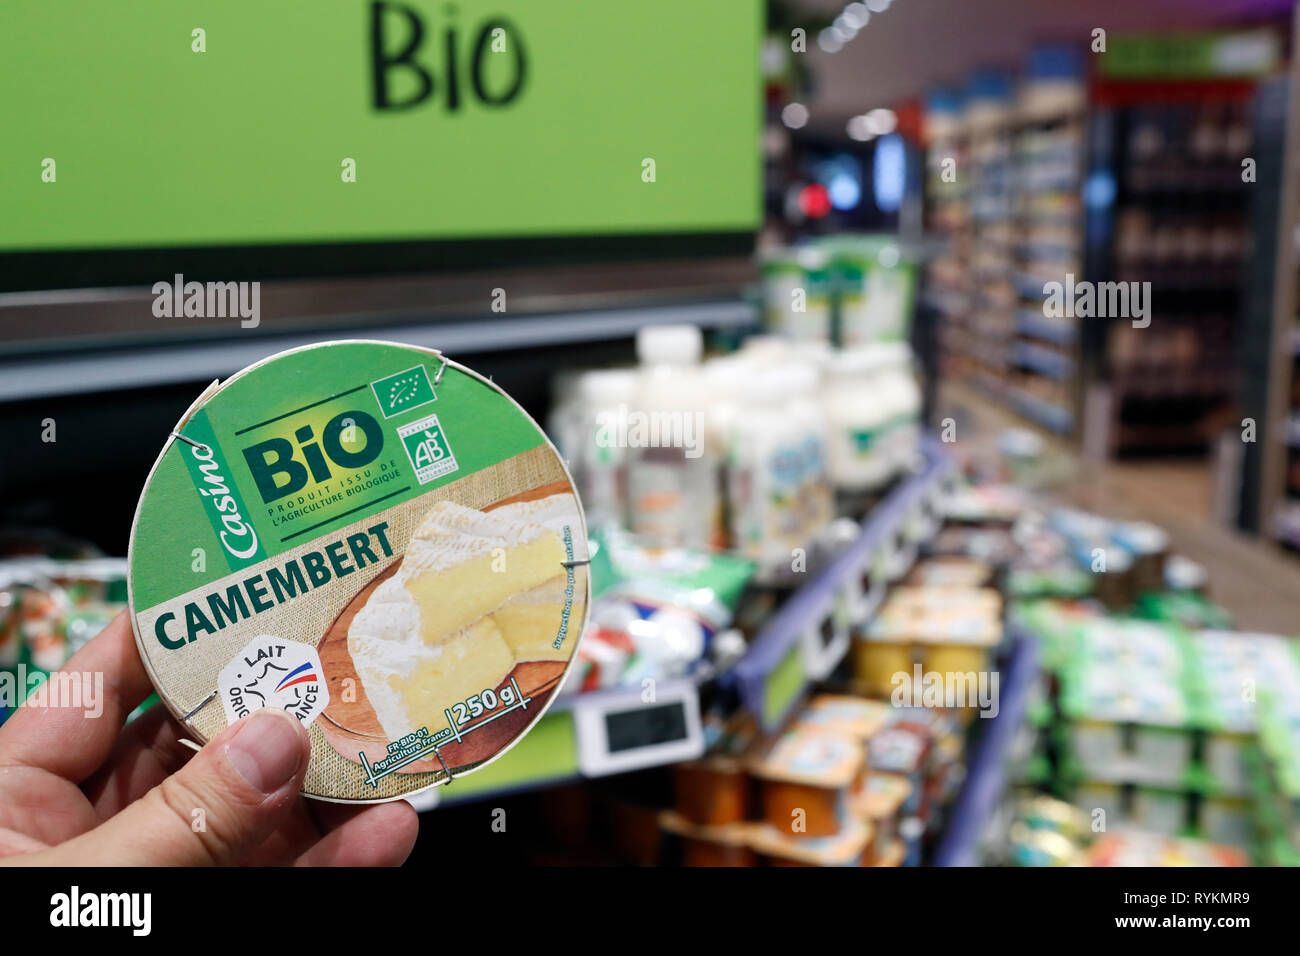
[218, 635, 330, 728]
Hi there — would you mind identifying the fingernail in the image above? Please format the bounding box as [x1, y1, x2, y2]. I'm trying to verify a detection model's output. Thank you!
[225, 710, 306, 794]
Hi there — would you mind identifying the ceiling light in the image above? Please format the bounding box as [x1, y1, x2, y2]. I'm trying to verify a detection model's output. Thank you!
[818, 29, 843, 53]
[847, 115, 875, 141]
[842, 3, 870, 29]
[865, 108, 897, 135]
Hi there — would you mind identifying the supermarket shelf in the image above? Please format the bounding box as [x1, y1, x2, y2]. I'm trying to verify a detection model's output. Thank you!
[933, 628, 1038, 867]
[0, 300, 758, 402]
[1016, 309, 1077, 346]
[1006, 386, 1074, 434]
[730, 436, 959, 733]
[1012, 341, 1073, 381]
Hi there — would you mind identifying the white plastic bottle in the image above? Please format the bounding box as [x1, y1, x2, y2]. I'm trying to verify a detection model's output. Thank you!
[786, 363, 833, 543]
[575, 368, 638, 530]
[880, 343, 923, 475]
[825, 346, 896, 507]
[727, 366, 811, 584]
[546, 370, 584, 463]
[627, 325, 720, 549]
[703, 355, 752, 550]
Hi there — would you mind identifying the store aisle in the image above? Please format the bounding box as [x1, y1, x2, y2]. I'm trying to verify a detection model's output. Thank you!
[941, 380, 1300, 633]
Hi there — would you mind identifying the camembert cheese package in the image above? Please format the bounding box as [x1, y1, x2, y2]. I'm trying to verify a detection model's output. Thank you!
[128, 341, 589, 802]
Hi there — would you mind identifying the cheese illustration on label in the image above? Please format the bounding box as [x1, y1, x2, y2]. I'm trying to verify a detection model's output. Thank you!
[493, 576, 573, 662]
[347, 495, 577, 740]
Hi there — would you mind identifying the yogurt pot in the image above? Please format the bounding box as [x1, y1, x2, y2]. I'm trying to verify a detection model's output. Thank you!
[748, 727, 866, 837]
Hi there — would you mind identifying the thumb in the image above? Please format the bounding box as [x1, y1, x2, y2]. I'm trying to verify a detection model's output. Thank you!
[58, 708, 309, 866]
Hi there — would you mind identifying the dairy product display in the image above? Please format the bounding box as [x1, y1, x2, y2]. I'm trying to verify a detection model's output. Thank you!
[551, 326, 923, 576]
[762, 236, 916, 346]
[727, 367, 816, 583]
[127, 341, 589, 802]
[572, 369, 638, 530]
[627, 325, 721, 550]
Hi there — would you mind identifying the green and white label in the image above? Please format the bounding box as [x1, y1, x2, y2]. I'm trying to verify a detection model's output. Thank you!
[128, 341, 590, 803]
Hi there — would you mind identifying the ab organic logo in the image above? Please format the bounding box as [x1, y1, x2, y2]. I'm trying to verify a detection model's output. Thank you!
[398, 413, 459, 485]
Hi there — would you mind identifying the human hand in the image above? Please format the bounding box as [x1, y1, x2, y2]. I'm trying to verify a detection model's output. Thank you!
[0, 612, 419, 866]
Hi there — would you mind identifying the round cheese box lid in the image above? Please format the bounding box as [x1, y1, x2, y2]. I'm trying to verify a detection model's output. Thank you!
[128, 341, 590, 802]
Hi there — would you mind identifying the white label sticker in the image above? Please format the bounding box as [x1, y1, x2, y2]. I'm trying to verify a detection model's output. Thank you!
[218, 634, 330, 728]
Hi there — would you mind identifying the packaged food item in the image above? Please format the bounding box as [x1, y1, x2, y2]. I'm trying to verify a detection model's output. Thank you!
[861, 243, 916, 345]
[672, 715, 757, 826]
[1112, 521, 1169, 594]
[1009, 822, 1082, 866]
[829, 237, 875, 346]
[128, 341, 589, 803]
[795, 693, 891, 742]
[905, 557, 993, 589]
[1199, 795, 1252, 850]
[1005, 563, 1093, 600]
[582, 528, 754, 689]
[1090, 548, 1135, 610]
[1017, 794, 1091, 842]
[1085, 830, 1248, 867]
[749, 817, 873, 867]
[659, 811, 757, 867]
[941, 482, 1026, 524]
[1060, 619, 1198, 787]
[824, 346, 899, 506]
[879, 344, 923, 476]
[727, 366, 821, 585]
[866, 587, 1002, 646]
[16, 579, 71, 674]
[787, 247, 833, 342]
[1136, 590, 1231, 630]
[929, 526, 1017, 564]
[572, 368, 638, 530]
[871, 839, 906, 866]
[855, 772, 911, 863]
[1072, 781, 1123, 829]
[627, 325, 721, 549]
[1131, 786, 1187, 836]
[760, 249, 804, 337]
[703, 355, 750, 550]
[921, 644, 994, 690]
[749, 728, 865, 837]
[868, 726, 928, 817]
[852, 640, 914, 698]
[570, 627, 634, 692]
[788, 364, 835, 543]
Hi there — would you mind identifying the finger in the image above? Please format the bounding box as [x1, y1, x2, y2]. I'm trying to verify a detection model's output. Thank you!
[0, 611, 154, 782]
[82, 704, 195, 818]
[239, 800, 330, 865]
[294, 802, 419, 867]
[38, 708, 309, 866]
[0, 827, 49, 858]
[243, 795, 413, 865]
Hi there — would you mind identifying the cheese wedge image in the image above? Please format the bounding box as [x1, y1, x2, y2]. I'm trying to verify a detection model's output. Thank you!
[493, 576, 574, 662]
[346, 497, 575, 741]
